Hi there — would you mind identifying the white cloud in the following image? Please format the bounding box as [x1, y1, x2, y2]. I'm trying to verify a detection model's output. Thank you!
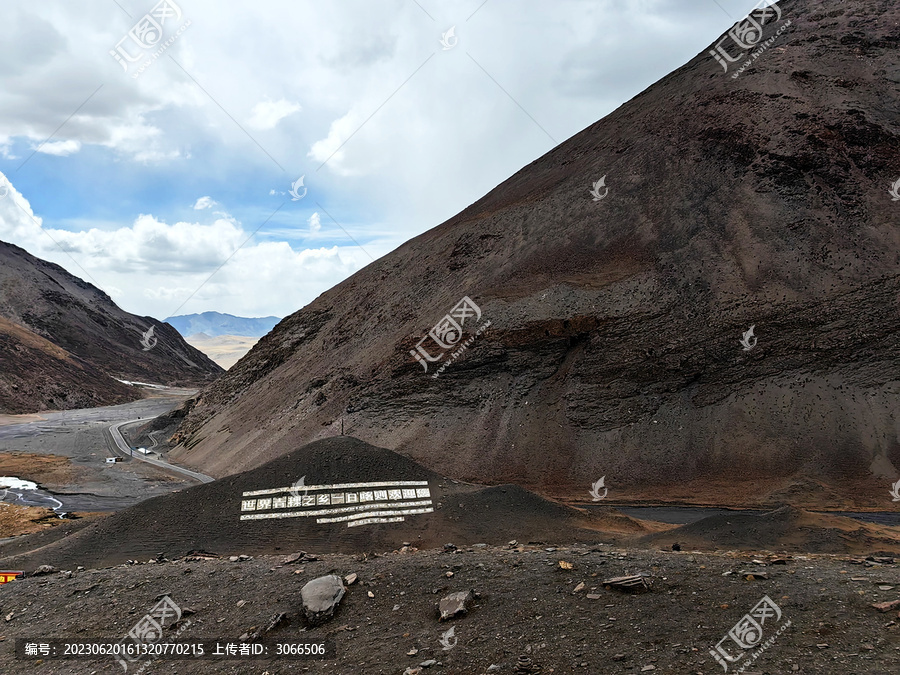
[35, 139, 81, 156]
[308, 212, 321, 234]
[248, 98, 302, 130]
[0, 0, 752, 317]
[193, 196, 216, 210]
[0, 172, 375, 318]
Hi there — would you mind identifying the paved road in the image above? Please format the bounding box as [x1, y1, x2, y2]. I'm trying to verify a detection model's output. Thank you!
[107, 419, 214, 484]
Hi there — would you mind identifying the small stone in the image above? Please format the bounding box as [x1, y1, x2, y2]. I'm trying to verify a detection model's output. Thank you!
[586, 594, 601, 600]
[300, 574, 346, 626]
[445, 571, 454, 578]
[641, 667, 655, 672]
[403, 668, 422, 675]
[438, 590, 474, 621]
[487, 666, 501, 672]
[229, 556, 239, 562]
[393, 604, 401, 611]
[420, 659, 437, 667]
[574, 582, 585, 592]
[76, 566, 84, 571]
[872, 599, 900, 612]
[367, 591, 375, 598]
[612, 654, 626, 661]
[31, 565, 57, 576]
[407, 648, 418, 656]
[236, 600, 247, 608]
[344, 573, 358, 585]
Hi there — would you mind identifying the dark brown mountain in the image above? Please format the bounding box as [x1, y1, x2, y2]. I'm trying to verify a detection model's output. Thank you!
[0, 240, 222, 413]
[0, 315, 136, 413]
[171, 0, 900, 509]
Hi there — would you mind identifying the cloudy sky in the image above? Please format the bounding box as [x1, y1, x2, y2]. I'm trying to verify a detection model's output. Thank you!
[0, 0, 760, 321]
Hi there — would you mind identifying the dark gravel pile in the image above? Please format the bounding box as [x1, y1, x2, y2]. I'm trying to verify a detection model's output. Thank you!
[0, 437, 640, 572]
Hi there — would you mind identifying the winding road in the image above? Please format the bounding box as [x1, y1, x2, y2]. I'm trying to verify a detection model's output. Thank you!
[107, 419, 213, 484]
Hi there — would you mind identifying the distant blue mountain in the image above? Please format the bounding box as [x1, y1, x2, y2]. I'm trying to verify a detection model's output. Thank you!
[164, 312, 281, 338]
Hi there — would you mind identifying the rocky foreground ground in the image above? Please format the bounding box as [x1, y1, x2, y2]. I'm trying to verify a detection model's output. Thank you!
[0, 543, 898, 674]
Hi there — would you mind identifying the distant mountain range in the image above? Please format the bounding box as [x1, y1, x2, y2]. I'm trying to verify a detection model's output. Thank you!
[0, 240, 223, 414]
[165, 312, 281, 338]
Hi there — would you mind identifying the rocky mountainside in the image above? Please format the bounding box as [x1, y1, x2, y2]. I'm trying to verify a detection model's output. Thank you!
[0, 240, 222, 412]
[0, 316, 135, 413]
[171, 0, 900, 509]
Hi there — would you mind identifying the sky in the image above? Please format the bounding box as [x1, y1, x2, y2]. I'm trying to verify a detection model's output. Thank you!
[0, 0, 763, 321]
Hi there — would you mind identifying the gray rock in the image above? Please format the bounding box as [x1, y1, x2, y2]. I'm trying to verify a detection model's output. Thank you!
[419, 659, 437, 667]
[301, 574, 346, 626]
[437, 590, 474, 621]
[31, 565, 57, 576]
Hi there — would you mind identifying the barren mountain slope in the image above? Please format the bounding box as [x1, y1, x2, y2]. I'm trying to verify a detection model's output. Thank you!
[172, 0, 900, 508]
[0, 316, 136, 413]
[0, 240, 223, 394]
